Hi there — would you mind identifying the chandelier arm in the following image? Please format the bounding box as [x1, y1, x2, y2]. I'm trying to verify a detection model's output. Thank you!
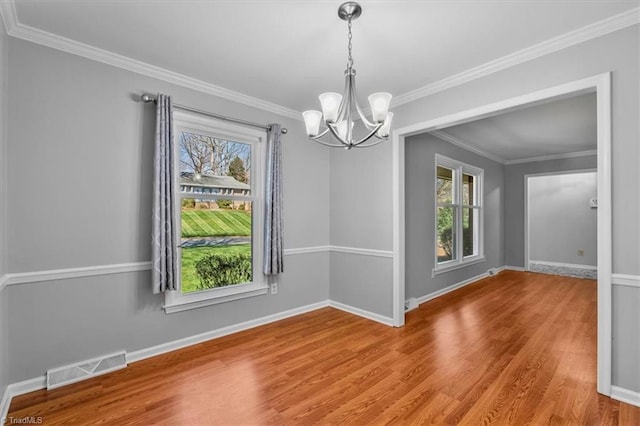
[351, 137, 387, 148]
[326, 121, 352, 147]
[309, 137, 353, 148]
[351, 122, 384, 147]
[335, 73, 350, 122]
[348, 73, 377, 128]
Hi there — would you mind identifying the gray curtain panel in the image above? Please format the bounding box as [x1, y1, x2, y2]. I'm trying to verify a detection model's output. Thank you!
[264, 124, 284, 275]
[151, 94, 178, 293]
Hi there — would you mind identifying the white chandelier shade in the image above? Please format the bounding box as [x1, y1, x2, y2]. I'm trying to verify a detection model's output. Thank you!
[302, 2, 394, 149]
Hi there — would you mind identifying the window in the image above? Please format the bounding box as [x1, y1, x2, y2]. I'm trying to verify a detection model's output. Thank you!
[164, 111, 267, 313]
[435, 154, 484, 273]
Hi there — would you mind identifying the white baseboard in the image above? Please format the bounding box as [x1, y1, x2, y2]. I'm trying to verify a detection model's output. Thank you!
[611, 385, 640, 408]
[328, 300, 395, 326]
[1, 377, 46, 424]
[128, 300, 330, 363]
[415, 271, 490, 306]
[612, 274, 640, 288]
[504, 265, 526, 272]
[1, 297, 397, 413]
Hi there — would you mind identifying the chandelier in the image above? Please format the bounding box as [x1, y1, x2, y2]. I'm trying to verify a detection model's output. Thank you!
[302, 2, 393, 149]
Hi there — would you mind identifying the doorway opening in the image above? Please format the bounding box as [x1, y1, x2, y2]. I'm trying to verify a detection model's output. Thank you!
[392, 73, 612, 395]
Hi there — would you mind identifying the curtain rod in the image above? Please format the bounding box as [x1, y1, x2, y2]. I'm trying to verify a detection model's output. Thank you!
[140, 94, 288, 134]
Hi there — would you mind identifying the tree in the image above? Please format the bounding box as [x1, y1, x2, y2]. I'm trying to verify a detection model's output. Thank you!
[179, 131, 251, 178]
[228, 156, 247, 183]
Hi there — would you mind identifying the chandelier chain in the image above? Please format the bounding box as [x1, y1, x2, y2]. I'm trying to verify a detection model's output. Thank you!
[347, 18, 353, 70]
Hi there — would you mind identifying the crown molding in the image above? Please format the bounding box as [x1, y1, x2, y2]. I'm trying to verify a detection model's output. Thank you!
[430, 130, 506, 164]
[1, 2, 637, 120]
[431, 130, 597, 166]
[504, 149, 597, 165]
[0, 1, 17, 35]
[392, 7, 640, 108]
[0, 2, 301, 121]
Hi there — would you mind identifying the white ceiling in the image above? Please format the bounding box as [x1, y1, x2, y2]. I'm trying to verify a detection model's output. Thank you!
[432, 92, 597, 163]
[8, 0, 638, 113]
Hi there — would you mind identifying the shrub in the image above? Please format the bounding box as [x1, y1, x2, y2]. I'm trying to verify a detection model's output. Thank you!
[195, 252, 252, 289]
[238, 203, 246, 211]
[216, 199, 232, 209]
[181, 198, 195, 208]
[439, 226, 474, 259]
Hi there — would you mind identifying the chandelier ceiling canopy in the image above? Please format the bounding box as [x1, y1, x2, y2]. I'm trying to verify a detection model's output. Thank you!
[302, 2, 394, 149]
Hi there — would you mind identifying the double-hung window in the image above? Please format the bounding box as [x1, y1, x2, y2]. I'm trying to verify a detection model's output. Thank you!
[164, 111, 267, 313]
[435, 154, 484, 273]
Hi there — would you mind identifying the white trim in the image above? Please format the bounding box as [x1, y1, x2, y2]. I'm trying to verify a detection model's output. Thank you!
[430, 130, 506, 164]
[392, 72, 613, 396]
[415, 271, 491, 306]
[283, 246, 330, 256]
[505, 149, 597, 165]
[0, 3, 300, 121]
[163, 284, 269, 314]
[432, 130, 597, 166]
[129, 300, 329, 363]
[0, 386, 10, 426]
[504, 265, 526, 272]
[392, 127, 405, 327]
[0, 245, 396, 288]
[329, 245, 393, 258]
[1, 2, 637, 121]
[391, 8, 639, 108]
[0, 1, 17, 35]
[433, 257, 486, 276]
[612, 274, 640, 288]
[611, 385, 640, 408]
[434, 154, 485, 273]
[0, 298, 399, 416]
[1, 377, 46, 425]
[328, 300, 395, 326]
[3, 262, 152, 286]
[529, 260, 597, 270]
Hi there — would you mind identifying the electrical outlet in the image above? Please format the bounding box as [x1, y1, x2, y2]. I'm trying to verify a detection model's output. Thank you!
[577, 249, 585, 256]
[270, 283, 278, 295]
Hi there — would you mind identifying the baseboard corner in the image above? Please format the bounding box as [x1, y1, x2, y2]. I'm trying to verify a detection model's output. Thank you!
[611, 385, 640, 408]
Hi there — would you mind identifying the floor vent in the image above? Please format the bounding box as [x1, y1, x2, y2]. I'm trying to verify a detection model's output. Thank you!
[404, 298, 419, 312]
[46, 351, 127, 390]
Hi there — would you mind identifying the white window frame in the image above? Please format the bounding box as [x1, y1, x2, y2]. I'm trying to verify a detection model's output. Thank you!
[164, 111, 267, 314]
[434, 154, 484, 274]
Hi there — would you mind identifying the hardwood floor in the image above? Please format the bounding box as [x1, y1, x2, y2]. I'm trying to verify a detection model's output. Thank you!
[8, 271, 640, 424]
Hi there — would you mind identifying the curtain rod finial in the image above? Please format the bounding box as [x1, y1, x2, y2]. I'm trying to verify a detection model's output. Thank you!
[141, 94, 156, 103]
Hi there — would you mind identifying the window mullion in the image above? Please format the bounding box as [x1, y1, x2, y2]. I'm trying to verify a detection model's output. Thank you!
[456, 167, 463, 264]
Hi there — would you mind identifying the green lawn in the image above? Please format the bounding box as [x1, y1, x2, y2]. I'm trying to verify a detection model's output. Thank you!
[181, 244, 251, 293]
[181, 209, 251, 238]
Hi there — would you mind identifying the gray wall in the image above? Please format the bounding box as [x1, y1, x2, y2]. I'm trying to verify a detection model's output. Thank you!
[329, 145, 394, 318]
[0, 19, 9, 401]
[504, 156, 597, 268]
[528, 172, 597, 266]
[6, 38, 330, 382]
[405, 133, 504, 300]
[330, 25, 639, 392]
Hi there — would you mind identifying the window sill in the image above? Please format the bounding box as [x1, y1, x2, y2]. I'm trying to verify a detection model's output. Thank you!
[434, 256, 485, 276]
[164, 283, 268, 314]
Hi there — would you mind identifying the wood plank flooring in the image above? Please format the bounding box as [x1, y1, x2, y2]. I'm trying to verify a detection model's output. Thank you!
[8, 271, 640, 424]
